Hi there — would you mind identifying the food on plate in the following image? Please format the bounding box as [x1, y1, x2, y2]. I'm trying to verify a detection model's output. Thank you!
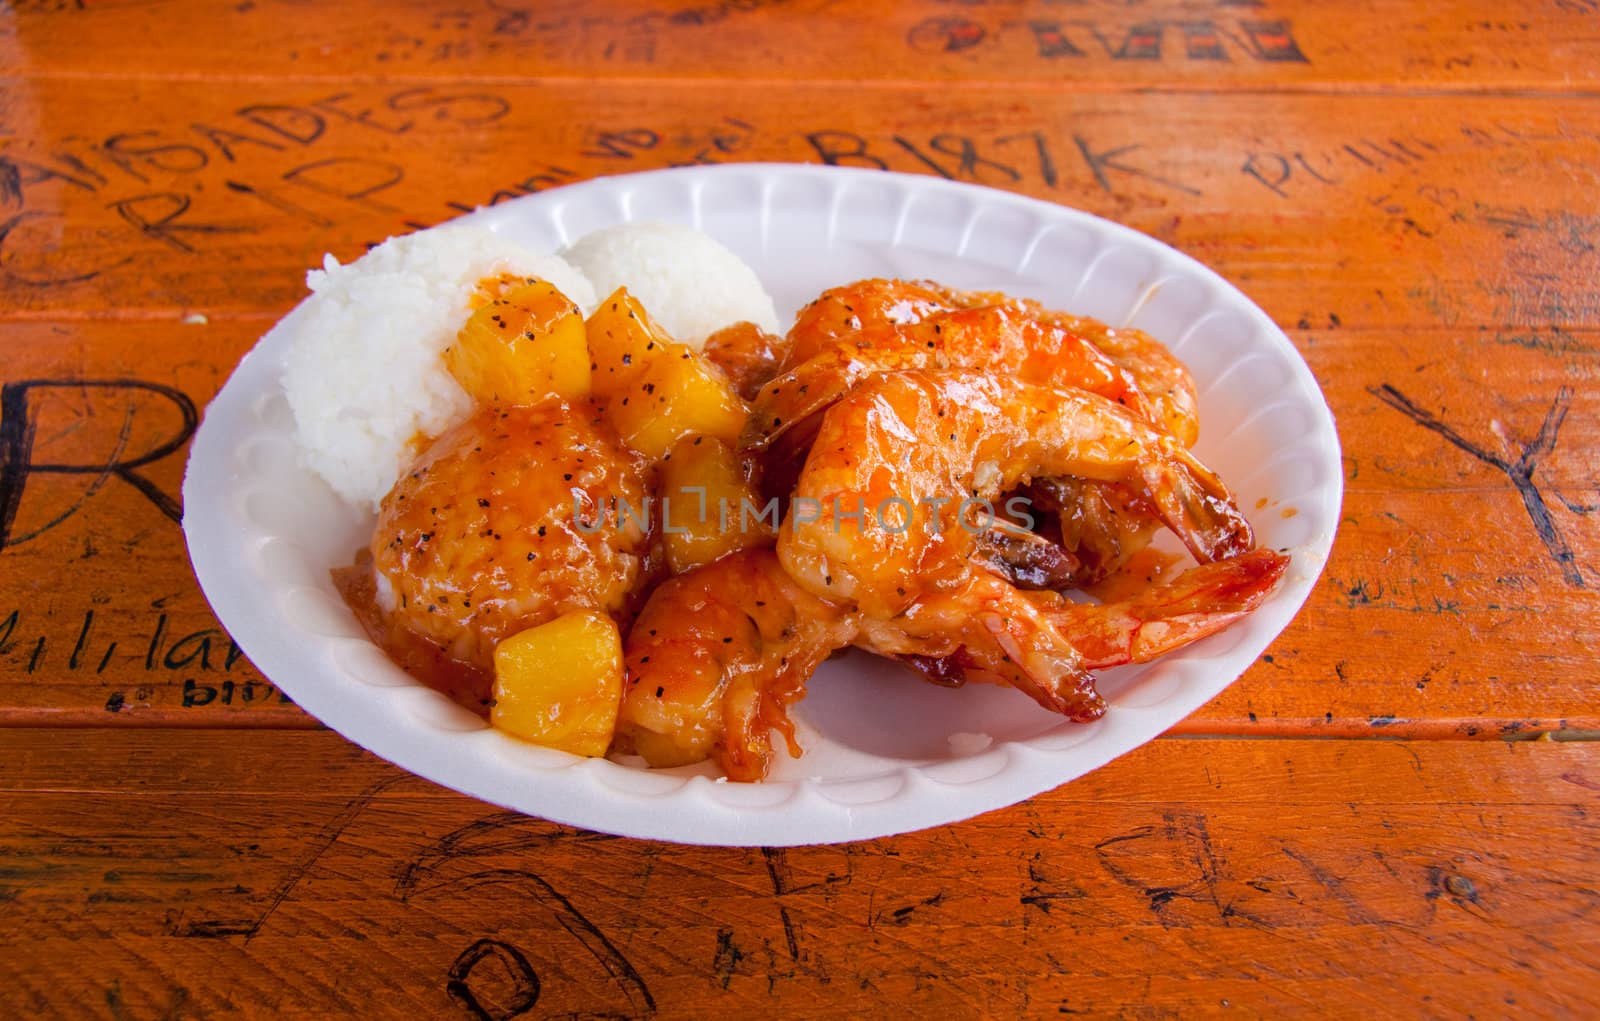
[587, 288, 751, 459]
[617, 547, 859, 778]
[777, 369, 1251, 619]
[746, 298, 1154, 451]
[445, 277, 592, 404]
[658, 435, 773, 573]
[562, 221, 781, 347]
[367, 401, 651, 695]
[282, 226, 594, 509]
[296, 224, 1285, 781]
[701, 321, 788, 401]
[492, 610, 625, 757]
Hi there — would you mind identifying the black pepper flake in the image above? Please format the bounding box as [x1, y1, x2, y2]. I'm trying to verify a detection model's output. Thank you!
[640, 655, 650, 663]
[722, 636, 733, 644]
[622, 353, 632, 365]
[563, 473, 573, 481]
[824, 574, 833, 585]
[655, 686, 664, 698]
[526, 552, 536, 561]
[478, 498, 490, 508]
[537, 525, 547, 537]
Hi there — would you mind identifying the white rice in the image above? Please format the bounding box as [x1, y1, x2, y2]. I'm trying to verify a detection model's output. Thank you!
[562, 221, 780, 346]
[283, 220, 779, 510]
[282, 225, 595, 510]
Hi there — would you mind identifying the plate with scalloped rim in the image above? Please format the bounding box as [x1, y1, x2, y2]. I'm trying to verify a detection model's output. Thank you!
[183, 163, 1341, 846]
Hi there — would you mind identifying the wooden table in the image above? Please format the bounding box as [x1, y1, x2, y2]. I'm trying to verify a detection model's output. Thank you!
[3, 2, 1597, 1015]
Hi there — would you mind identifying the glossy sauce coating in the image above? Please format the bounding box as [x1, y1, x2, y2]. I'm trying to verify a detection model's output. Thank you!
[369, 400, 652, 672]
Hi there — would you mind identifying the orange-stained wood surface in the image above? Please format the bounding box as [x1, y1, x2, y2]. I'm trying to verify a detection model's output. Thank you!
[3, 731, 1597, 1017]
[1, 1, 1598, 1016]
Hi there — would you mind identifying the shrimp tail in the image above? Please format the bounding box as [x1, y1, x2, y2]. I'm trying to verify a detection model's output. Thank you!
[1141, 448, 1257, 563]
[974, 605, 1107, 721]
[1043, 548, 1290, 669]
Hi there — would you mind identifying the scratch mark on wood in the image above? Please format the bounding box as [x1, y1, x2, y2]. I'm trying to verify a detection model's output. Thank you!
[447, 939, 540, 1021]
[1559, 772, 1600, 793]
[398, 816, 653, 1015]
[1282, 846, 1382, 924]
[1370, 384, 1584, 586]
[762, 847, 802, 961]
[712, 927, 744, 989]
[172, 774, 404, 940]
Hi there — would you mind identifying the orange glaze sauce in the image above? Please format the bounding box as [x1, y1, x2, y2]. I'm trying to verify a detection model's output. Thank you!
[1082, 547, 1186, 604]
[332, 552, 494, 716]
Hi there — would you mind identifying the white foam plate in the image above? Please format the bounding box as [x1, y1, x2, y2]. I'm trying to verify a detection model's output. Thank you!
[183, 164, 1341, 846]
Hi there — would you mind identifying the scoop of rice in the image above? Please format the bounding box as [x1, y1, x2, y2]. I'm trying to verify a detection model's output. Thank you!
[282, 226, 595, 510]
[562, 221, 780, 347]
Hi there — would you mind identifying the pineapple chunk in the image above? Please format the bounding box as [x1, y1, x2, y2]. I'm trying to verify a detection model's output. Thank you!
[491, 610, 623, 758]
[586, 286, 750, 459]
[586, 287, 672, 397]
[606, 348, 749, 459]
[447, 278, 590, 406]
[660, 436, 773, 572]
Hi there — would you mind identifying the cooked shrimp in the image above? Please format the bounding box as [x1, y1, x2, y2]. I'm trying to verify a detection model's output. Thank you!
[855, 570, 1105, 720]
[615, 548, 859, 782]
[973, 517, 1081, 591]
[745, 303, 1153, 450]
[1026, 476, 1163, 587]
[757, 280, 1202, 591]
[783, 278, 954, 368]
[370, 401, 652, 673]
[1046, 315, 1200, 448]
[701, 320, 789, 401]
[927, 283, 1201, 447]
[1036, 548, 1289, 668]
[858, 549, 1288, 715]
[778, 370, 1253, 619]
